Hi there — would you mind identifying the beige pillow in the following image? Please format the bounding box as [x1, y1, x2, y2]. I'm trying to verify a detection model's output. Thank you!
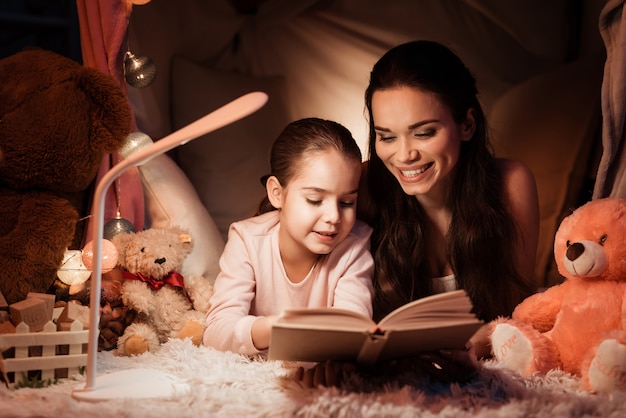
[489, 56, 603, 289]
[170, 57, 291, 240]
[119, 132, 224, 285]
[140, 153, 224, 284]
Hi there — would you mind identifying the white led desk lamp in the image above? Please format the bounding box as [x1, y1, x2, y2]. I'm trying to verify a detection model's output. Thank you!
[72, 91, 268, 401]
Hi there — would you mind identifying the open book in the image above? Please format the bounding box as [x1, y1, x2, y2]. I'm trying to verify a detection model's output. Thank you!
[268, 289, 483, 366]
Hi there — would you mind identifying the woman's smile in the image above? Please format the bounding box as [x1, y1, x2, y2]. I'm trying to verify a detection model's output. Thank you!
[372, 87, 467, 199]
[399, 162, 434, 179]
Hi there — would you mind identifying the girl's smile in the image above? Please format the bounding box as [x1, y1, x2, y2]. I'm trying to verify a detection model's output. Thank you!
[269, 148, 361, 271]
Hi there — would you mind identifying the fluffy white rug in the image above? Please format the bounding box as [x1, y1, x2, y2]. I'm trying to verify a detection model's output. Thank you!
[1, 338, 626, 418]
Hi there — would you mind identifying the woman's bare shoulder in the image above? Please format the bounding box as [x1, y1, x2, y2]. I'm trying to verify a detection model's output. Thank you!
[496, 158, 539, 224]
[496, 157, 539, 232]
[495, 159, 540, 290]
[496, 158, 537, 193]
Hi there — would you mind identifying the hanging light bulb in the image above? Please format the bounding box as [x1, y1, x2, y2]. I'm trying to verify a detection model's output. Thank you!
[103, 211, 136, 240]
[123, 51, 156, 88]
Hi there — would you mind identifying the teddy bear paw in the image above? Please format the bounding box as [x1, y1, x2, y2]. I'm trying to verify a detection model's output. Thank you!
[587, 339, 626, 393]
[492, 322, 535, 375]
[177, 319, 204, 346]
[116, 323, 160, 356]
[123, 334, 151, 356]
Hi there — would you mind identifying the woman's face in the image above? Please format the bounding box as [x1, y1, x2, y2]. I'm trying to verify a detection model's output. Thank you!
[372, 86, 473, 204]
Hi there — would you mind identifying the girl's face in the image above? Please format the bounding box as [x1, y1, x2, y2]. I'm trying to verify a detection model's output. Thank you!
[270, 149, 360, 261]
[372, 86, 474, 204]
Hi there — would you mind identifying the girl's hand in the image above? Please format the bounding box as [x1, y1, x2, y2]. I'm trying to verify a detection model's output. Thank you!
[251, 315, 278, 350]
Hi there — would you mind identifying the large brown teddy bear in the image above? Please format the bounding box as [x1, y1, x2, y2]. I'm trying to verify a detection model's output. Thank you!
[0, 49, 132, 305]
[490, 198, 626, 393]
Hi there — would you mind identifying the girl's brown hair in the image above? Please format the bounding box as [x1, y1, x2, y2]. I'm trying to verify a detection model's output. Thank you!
[257, 117, 362, 215]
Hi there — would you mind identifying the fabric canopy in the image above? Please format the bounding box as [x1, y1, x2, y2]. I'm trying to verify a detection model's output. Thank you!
[76, 0, 145, 242]
[593, 0, 626, 198]
[128, 0, 582, 151]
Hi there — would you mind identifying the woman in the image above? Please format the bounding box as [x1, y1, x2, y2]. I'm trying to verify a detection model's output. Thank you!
[361, 40, 538, 328]
[298, 40, 539, 387]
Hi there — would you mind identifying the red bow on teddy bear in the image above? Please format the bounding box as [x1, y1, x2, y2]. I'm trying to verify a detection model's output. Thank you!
[122, 270, 193, 304]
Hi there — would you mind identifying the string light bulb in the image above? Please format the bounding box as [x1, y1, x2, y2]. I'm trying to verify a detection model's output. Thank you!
[103, 211, 136, 240]
[123, 51, 156, 88]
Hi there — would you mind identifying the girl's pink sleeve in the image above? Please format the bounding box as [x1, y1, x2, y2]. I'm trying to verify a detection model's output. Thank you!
[203, 224, 260, 355]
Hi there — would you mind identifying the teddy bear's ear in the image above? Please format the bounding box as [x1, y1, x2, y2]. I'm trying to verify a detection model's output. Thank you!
[179, 234, 192, 244]
[76, 68, 133, 153]
[177, 231, 193, 256]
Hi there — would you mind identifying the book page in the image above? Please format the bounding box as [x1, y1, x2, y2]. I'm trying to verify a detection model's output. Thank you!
[275, 307, 375, 332]
[378, 289, 476, 329]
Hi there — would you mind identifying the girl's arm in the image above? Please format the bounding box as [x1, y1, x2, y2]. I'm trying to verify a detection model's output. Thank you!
[203, 225, 260, 355]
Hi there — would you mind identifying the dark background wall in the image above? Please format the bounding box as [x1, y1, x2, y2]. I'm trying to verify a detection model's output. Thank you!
[0, 0, 81, 62]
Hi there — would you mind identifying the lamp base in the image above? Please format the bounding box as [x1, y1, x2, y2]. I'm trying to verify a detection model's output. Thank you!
[72, 368, 189, 402]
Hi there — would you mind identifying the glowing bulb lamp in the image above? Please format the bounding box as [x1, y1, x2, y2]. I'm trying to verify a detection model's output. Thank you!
[72, 91, 268, 401]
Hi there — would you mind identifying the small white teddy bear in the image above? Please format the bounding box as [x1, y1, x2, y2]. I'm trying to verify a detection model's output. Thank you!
[111, 227, 213, 356]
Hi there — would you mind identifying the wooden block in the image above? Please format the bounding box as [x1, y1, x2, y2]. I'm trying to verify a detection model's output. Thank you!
[26, 292, 55, 317]
[0, 310, 9, 323]
[9, 298, 51, 332]
[0, 320, 16, 334]
[57, 302, 90, 330]
[53, 306, 65, 322]
[56, 320, 85, 332]
[0, 290, 7, 310]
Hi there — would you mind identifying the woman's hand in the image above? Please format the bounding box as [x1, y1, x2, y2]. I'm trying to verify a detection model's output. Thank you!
[295, 343, 480, 388]
[295, 361, 356, 388]
[414, 342, 481, 383]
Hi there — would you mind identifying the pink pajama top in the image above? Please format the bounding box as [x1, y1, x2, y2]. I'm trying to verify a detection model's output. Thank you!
[203, 211, 374, 355]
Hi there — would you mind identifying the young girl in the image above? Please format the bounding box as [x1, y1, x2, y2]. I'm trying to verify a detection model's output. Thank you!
[203, 117, 374, 355]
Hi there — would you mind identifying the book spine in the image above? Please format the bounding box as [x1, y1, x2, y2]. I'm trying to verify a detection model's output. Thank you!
[356, 332, 387, 367]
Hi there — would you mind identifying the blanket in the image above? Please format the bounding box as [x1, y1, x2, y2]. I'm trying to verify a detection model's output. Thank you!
[1, 338, 625, 418]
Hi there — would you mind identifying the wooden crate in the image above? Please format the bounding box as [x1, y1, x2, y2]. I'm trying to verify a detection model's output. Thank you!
[0, 320, 88, 388]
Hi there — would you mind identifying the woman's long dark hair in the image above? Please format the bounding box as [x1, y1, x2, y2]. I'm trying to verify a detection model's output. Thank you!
[364, 40, 532, 322]
[257, 117, 362, 215]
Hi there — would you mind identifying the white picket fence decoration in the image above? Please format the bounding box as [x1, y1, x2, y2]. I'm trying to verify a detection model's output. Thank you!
[0, 320, 88, 388]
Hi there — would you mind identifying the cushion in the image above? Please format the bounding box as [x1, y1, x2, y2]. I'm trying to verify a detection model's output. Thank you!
[119, 133, 225, 284]
[489, 55, 603, 289]
[170, 56, 291, 240]
[140, 153, 225, 284]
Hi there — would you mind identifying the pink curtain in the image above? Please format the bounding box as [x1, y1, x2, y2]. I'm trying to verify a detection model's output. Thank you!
[75, 0, 145, 242]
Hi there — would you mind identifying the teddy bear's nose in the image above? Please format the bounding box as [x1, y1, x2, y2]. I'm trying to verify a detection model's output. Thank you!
[566, 242, 584, 261]
[154, 257, 166, 265]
